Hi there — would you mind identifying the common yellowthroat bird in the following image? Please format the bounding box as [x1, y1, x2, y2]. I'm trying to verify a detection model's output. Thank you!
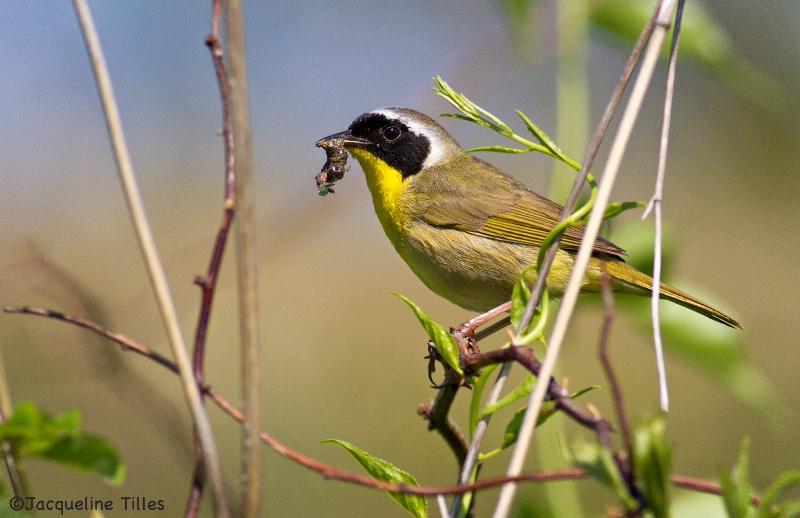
[318, 107, 740, 328]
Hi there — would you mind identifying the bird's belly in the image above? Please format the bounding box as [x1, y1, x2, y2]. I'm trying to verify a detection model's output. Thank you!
[395, 225, 591, 313]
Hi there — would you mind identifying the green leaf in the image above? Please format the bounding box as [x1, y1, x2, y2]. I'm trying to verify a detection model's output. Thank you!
[772, 499, 800, 518]
[42, 434, 125, 484]
[569, 440, 637, 511]
[393, 292, 462, 376]
[478, 406, 529, 461]
[432, 76, 582, 168]
[631, 417, 671, 518]
[510, 271, 532, 330]
[323, 439, 427, 518]
[55, 409, 81, 435]
[720, 437, 753, 518]
[0, 401, 124, 484]
[493, 402, 565, 456]
[469, 364, 498, 436]
[462, 145, 530, 155]
[515, 110, 580, 170]
[479, 374, 536, 420]
[433, 76, 510, 134]
[756, 470, 800, 518]
[509, 264, 549, 345]
[499, 407, 527, 453]
[603, 200, 645, 220]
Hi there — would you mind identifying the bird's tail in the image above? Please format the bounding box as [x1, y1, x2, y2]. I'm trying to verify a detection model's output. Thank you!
[602, 258, 742, 329]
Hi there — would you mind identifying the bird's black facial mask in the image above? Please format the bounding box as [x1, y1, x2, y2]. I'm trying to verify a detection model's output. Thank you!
[348, 112, 430, 178]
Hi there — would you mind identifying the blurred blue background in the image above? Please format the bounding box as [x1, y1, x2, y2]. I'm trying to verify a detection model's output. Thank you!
[2, 1, 799, 516]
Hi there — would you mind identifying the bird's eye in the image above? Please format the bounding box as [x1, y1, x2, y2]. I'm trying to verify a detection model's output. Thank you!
[382, 126, 401, 141]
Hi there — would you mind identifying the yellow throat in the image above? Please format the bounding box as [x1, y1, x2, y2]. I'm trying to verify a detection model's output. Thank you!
[349, 148, 409, 242]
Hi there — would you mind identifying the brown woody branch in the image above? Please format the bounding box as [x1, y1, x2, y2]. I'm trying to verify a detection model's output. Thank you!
[181, 2, 239, 514]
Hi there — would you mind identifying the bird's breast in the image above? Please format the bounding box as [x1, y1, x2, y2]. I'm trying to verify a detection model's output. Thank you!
[351, 148, 412, 244]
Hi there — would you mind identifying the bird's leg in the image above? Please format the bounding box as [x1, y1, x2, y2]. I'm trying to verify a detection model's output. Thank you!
[429, 301, 517, 387]
[452, 300, 513, 356]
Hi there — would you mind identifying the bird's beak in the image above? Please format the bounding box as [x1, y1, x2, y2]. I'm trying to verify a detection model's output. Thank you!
[315, 130, 370, 149]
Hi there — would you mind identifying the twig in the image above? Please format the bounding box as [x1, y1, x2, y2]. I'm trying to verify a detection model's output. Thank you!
[223, 1, 264, 515]
[69, 3, 229, 515]
[194, 0, 235, 388]
[186, 1, 238, 512]
[597, 273, 632, 450]
[420, 384, 469, 466]
[598, 273, 635, 492]
[430, 338, 618, 499]
[4, 307, 178, 370]
[513, 1, 661, 346]
[185, 9, 235, 515]
[185, 441, 204, 518]
[450, 360, 506, 514]
[493, 2, 678, 516]
[4, 306, 763, 507]
[0, 344, 25, 498]
[670, 474, 761, 506]
[642, 0, 685, 412]
[0, 411, 24, 499]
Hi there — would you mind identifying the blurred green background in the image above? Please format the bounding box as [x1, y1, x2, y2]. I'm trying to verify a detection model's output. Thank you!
[2, 1, 799, 516]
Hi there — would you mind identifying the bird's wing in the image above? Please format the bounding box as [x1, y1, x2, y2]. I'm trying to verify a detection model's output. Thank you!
[418, 159, 625, 256]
